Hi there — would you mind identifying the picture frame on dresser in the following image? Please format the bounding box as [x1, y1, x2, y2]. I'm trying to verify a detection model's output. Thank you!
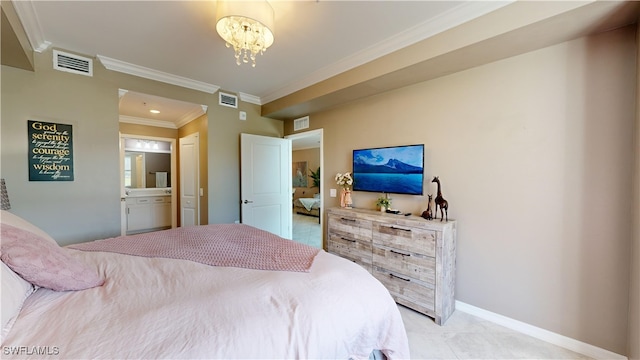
[326, 207, 456, 325]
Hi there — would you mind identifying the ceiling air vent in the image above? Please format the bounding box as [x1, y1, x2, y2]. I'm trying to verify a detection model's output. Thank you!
[53, 50, 93, 77]
[219, 92, 238, 109]
[293, 116, 310, 131]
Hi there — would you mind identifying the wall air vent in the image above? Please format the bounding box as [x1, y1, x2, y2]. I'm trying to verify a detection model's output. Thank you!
[53, 50, 93, 77]
[219, 92, 238, 108]
[293, 116, 310, 131]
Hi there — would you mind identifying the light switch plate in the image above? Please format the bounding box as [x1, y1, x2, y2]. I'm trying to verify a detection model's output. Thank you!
[330, 188, 337, 197]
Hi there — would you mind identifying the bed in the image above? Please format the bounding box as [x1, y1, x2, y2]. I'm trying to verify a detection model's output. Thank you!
[294, 197, 321, 218]
[0, 210, 409, 359]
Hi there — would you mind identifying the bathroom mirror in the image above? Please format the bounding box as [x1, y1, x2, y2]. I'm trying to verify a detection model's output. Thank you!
[123, 139, 171, 188]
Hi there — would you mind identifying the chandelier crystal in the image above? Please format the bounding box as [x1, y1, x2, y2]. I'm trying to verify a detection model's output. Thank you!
[216, 1, 274, 67]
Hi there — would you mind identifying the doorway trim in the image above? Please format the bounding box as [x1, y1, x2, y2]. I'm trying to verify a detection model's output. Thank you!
[120, 133, 177, 235]
[285, 128, 324, 248]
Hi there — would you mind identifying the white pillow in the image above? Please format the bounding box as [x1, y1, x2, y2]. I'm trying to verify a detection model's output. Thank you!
[1, 262, 35, 342]
[0, 210, 57, 245]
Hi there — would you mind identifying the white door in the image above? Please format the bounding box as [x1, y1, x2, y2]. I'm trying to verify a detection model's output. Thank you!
[240, 133, 292, 239]
[180, 133, 199, 227]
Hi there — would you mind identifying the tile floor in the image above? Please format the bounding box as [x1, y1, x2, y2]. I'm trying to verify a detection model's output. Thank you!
[399, 305, 592, 360]
[292, 212, 322, 248]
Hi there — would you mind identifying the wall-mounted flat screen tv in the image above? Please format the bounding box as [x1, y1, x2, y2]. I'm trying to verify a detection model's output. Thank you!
[352, 144, 424, 195]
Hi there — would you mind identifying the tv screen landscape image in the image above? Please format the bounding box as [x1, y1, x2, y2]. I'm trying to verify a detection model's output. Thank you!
[352, 144, 424, 195]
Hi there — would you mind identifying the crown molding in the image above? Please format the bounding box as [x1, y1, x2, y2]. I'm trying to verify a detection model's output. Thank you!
[239, 92, 262, 105]
[174, 106, 207, 128]
[119, 115, 177, 129]
[260, 1, 513, 104]
[11, 0, 51, 53]
[97, 55, 220, 94]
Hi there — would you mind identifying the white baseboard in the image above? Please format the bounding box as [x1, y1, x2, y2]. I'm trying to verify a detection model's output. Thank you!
[454, 300, 627, 360]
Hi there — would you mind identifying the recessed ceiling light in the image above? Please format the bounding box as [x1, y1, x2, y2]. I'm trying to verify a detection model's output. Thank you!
[149, 109, 160, 114]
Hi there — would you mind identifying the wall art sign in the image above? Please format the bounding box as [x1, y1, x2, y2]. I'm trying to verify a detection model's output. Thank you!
[28, 120, 74, 181]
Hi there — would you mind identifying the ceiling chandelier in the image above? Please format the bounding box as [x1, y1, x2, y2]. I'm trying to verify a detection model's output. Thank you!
[215, 0, 275, 67]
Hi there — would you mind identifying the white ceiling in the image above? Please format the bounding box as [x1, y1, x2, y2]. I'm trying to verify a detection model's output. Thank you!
[290, 133, 321, 151]
[32, 1, 506, 101]
[119, 90, 206, 129]
[12, 0, 511, 124]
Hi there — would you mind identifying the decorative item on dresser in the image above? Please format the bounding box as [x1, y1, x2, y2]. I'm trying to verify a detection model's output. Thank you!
[431, 176, 449, 222]
[376, 194, 392, 212]
[421, 194, 433, 220]
[343, 190, 353, 208]
[335, 172, 354, 208]
[327, 207, 457, 325]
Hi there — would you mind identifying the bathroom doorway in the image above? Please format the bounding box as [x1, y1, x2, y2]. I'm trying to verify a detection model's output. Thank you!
[118, 89, 206, 235]
[119, 134, 177, 235]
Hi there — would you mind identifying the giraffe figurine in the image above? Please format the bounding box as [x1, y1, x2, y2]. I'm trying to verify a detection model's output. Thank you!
[431, 176, 448, 222]
[421, 194, 433, 220]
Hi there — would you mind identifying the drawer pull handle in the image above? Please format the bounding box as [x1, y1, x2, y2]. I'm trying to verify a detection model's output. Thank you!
[341, 237, 356, 243]
[390, 249, 410, 257]
[390, 273, 410, 282]
[390, 226, 411, 232]
[341, 218, 356, 222]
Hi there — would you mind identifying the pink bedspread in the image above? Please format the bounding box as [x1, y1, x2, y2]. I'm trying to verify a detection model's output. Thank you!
[4, 249, 410, 359]
[69, 224, 319, 272]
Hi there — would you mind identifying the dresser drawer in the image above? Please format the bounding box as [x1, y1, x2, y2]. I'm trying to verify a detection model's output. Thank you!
[328, 214, 372, 240]
[372, 246, 435, 284]
[373, 222, 435, 257]
[328, 233, 372, 272]
[373, 266, 435, 313]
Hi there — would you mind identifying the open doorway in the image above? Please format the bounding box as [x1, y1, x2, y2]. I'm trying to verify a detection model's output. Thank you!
[118, 89, 206, 235]
[285, 129, 323, 249]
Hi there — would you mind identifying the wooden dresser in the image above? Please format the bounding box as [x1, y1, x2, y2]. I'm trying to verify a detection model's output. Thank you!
[327, 207, 456, 325]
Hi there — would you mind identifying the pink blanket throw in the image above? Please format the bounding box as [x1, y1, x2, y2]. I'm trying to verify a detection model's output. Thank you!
[70, 224, 320, 272]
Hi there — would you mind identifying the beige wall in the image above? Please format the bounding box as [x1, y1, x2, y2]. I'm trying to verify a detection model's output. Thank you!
[628, 22, 640, 360]
[1, 51, 121, 244]
[285, 26, 636, 355]
[1, 47, 282, 244]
